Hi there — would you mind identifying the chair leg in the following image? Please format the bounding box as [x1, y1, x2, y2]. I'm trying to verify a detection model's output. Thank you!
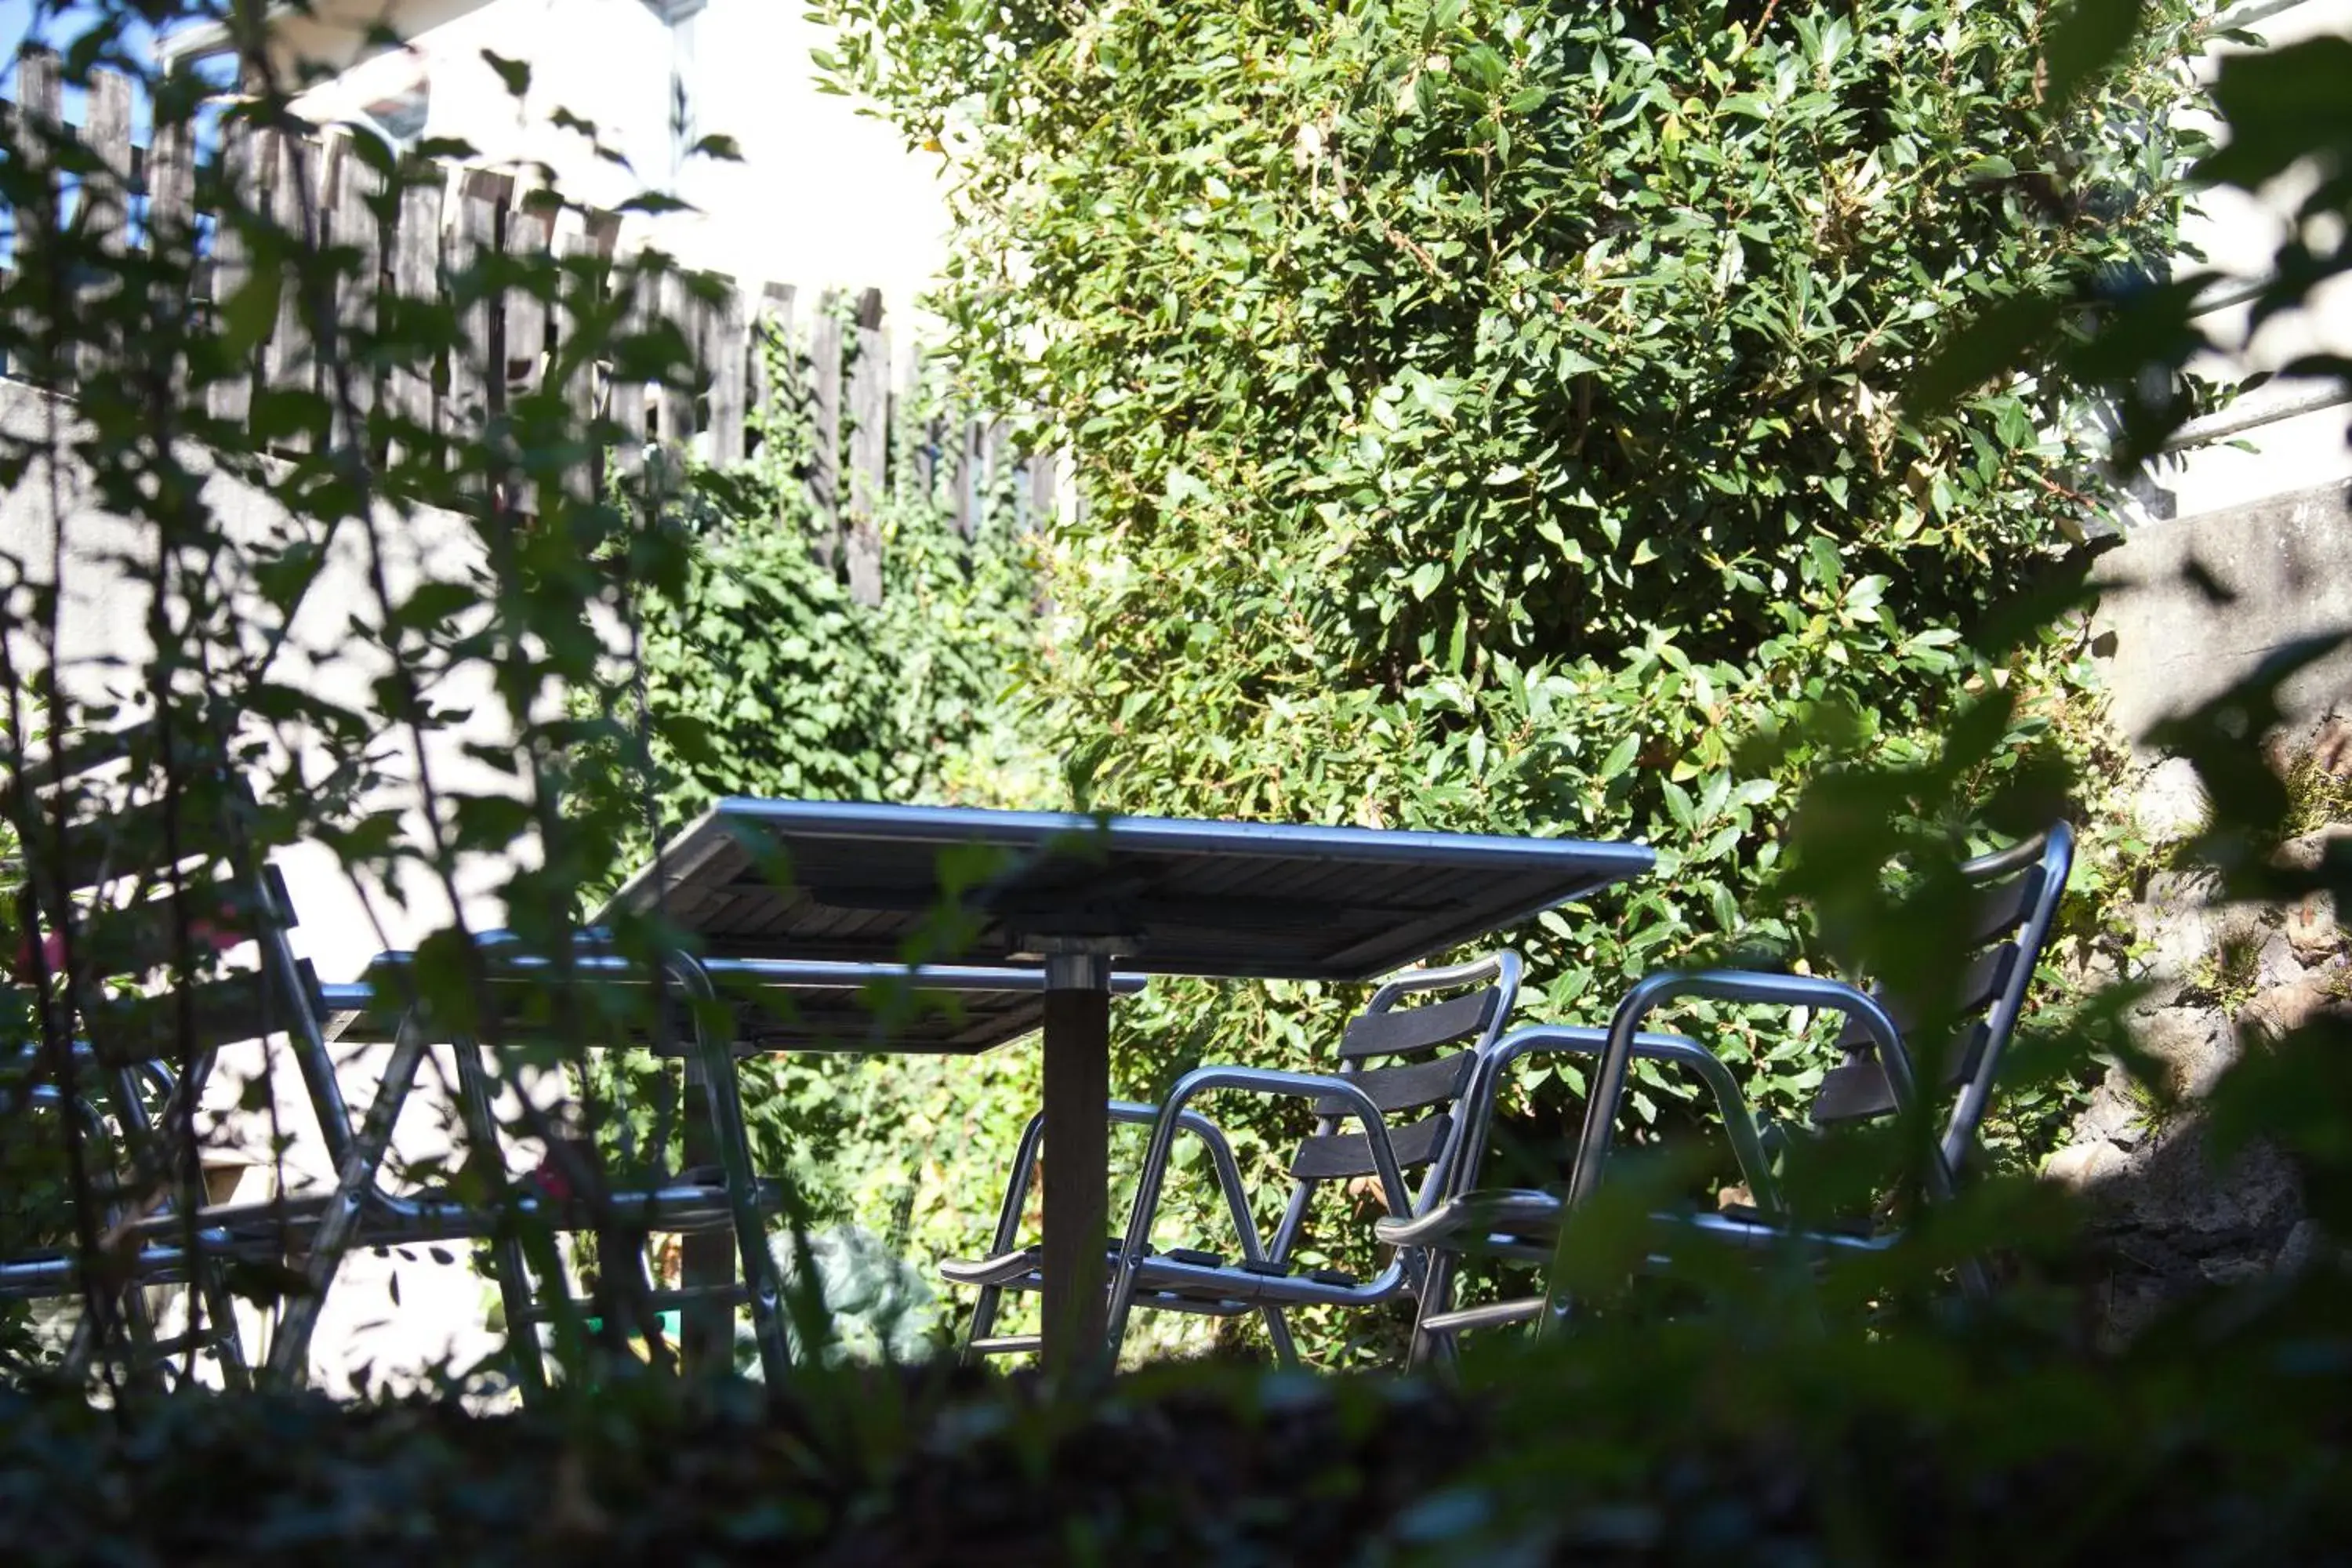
[670, 955, 791, 1387]
[1258, 1305, 1299, 1369]
[56, 1089, 171, 1396]
[1405, 1249, 1460, 1374]
[449, 1031, 548, 1399]
[193, 1265, 253, 1392]
[264, 1010, 430, 1385]
[957, 1111, 1044, 1366]
[678, 1055, 735, 1374]
[960, 1283, 1007, 1367]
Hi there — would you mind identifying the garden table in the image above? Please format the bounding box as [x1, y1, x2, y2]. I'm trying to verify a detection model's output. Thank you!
[598, 800, 1655, 1374]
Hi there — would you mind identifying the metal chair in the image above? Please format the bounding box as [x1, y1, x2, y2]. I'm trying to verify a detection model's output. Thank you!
[1385, 826, 2074, 1356]
[0, 717, 771, 1392]
[0, 713, 356, 1389]
[292, 950, 1153, 1396]
[942, 952, 1521, 1367]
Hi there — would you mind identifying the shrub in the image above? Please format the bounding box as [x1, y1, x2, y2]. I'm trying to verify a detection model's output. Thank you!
[816, 0, 2208, 1356]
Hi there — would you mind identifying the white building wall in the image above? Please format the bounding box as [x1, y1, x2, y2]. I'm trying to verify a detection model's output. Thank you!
[2139, 0, 2352, 524]
[287, 0, 952, 322]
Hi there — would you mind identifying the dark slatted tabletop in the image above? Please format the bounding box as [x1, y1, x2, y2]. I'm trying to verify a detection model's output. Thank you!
[595, 800, 1656, 981]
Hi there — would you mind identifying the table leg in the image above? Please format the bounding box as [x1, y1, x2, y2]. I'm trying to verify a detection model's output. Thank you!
[1040, 955, 1111, 1377]
[678, 1054, 732, 1374]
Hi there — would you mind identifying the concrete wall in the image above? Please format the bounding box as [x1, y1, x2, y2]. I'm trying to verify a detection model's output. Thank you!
[0, 379, 532, 1392]
[2092, 477, 2352, 746]
[2093, 0, 2352, 748]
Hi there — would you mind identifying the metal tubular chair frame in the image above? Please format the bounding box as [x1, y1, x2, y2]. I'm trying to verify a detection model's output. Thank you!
[1100, 1065, 1423, 1360]
[0, 717, 366, 1388]
[944, 953, 1520, 1367]
[959, 1101, 1287, 1363]
[274, 947, 1122, 1392]
[1388, 826, 2074, 1354]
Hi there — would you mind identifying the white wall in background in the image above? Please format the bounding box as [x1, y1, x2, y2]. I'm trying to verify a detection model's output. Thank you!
[283, 0, 952, 320]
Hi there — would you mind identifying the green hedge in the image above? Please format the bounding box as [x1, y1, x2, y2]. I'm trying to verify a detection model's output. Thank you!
[801, 0, 2204, 1361]
[5, 1261, 2347, 1566]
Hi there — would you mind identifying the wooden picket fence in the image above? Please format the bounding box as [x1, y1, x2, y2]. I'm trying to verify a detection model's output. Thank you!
[0, 49, 1054, 605]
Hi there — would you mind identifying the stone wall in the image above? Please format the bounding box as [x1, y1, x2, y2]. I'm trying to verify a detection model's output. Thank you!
[2047, 477, 2352, 1338]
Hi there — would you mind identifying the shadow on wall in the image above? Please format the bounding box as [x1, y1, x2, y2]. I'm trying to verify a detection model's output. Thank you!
[2091, 477, 2352, 746]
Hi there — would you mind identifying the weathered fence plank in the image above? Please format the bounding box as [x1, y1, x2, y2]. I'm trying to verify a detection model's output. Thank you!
[144, 114, 196, 397]
[656, 270, 699, 462]
[387, 168, 441, 452]
[498, 198, 554, 512]
[326, 137, 382, 444]
[846, 322, 887, 604]
[808, 296, 844, 564]
[952, 417, 978, 539]
[705, 285, 747, 469]
[608, 251, 651, 476]
[145, 117, 196, 245]
[262, 130, 318, 449]
[502, 199, 550, 397]
[77, 68, 134, 383]
[7, 50, 61, 384]
[0, 61, 1047, 579]
[746, 281, 792, 433]
[446, 176, 503, 442]
[552, 225, 602, 503]
[203, 121, 256, 425]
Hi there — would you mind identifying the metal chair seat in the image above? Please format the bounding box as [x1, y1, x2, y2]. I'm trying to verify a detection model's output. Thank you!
[949, 1237, 1385, 1312]
[1375, 1189, 1570, 1262]
[1379, 1191, 1895, 1273]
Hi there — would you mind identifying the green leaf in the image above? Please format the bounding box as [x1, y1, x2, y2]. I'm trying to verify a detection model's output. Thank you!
[1908, 292, 2066, 415]
[2040, 0, 2143, 114]
[216, 266, 281, 364]
[481, 49, 532, 99]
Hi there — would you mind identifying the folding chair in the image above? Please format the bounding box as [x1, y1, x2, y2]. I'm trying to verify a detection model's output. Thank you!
[284, 951, 1152, 1396]
[942, 952, 1520, 1367]
[1383, 826, 2074, 1356]
[0, 713, 354, 1389]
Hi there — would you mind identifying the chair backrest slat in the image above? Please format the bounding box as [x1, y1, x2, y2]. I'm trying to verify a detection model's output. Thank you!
[60, 866, 294, 980]
[82, 963, 325, 1066]
[9, 713, 332, 1124]
[1338, 987, 1497, 1059]
[1314, 1050, 1477, 1117]
[1804, 826, 2071, 1150]
[35, 787, 252, 900]
[1812, 1019, 1992, 1124]
[1827, 943, 2017, 1051]
[1266, 955, 1520, 1265]
[1969, 866, 2045, 946]
[1291, 1111, 1454, 1182]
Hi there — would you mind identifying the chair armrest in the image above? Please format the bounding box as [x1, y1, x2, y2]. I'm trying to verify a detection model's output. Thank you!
[978, 1098, 1268, 1269]
[1102, 1067, 1421, 1354]
[1135, 1065, 1418, 1225]
[1565, 970, 1954, 1213]
[1458, 1024, 1784, 1217]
